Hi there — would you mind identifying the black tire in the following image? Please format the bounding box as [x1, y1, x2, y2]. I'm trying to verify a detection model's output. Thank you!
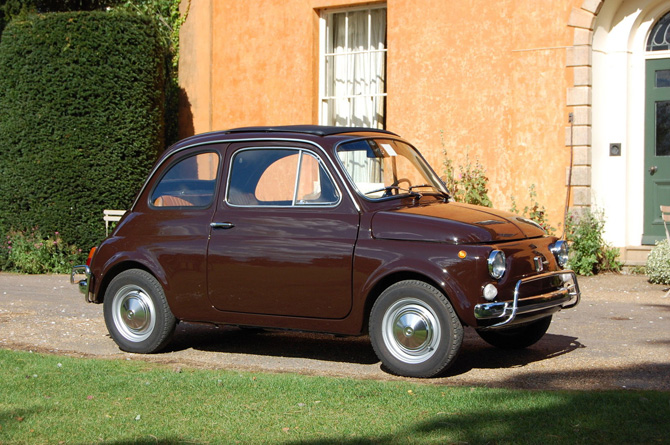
[103, 269, 176, 353]
[369, 280, 463, 378]
[476, 316, 552, 349]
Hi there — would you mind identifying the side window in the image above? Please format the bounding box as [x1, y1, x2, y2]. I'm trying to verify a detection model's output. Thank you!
[227, 148, 339, 206]
[295, 152, 339, 205]
[151, 152, 219, 208]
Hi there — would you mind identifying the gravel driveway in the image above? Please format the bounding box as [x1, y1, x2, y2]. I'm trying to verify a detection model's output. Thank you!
[1, 272, 668, 390]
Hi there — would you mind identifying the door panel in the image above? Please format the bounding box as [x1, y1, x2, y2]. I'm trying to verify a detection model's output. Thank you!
[644, 59, 670, 244]
[207, 144, 360, 319]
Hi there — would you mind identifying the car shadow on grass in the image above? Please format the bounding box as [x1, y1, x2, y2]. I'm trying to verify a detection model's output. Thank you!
[165, 322, 585, 371]
[167, 322, 381, 365]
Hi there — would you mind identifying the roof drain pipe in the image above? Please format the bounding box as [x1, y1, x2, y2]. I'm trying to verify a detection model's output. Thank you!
[562, 112, 574, 240]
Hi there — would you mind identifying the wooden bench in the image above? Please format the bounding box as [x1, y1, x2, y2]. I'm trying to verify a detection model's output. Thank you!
[103, 210, 126, 236]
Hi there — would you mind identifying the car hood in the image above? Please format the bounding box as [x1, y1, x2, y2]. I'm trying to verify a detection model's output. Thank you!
[371, 202, 546, 244]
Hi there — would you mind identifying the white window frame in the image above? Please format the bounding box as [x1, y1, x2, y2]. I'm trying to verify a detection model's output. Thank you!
[319, 4, 387, 128]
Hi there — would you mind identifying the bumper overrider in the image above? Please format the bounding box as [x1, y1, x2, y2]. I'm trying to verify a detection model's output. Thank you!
[474, 270, 580, 329]
[71, 265, 93, 302]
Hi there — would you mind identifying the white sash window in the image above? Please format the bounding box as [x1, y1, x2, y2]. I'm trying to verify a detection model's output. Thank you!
[319, 5, 387, 128]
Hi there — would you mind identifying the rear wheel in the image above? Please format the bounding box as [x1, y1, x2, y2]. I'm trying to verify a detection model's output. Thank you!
[103, 269, 176, 353]
[369, 280, 463, 378]
[476, 316, 552, 349]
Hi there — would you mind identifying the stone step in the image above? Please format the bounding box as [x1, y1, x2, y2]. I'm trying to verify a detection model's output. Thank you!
[619, 246, 653, 266]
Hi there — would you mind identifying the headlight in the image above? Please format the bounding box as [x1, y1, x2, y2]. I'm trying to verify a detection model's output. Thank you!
[550, 240, 569, 268]
[487, 250, 506, 280]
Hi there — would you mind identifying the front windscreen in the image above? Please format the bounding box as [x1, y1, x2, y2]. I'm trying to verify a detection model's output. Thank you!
[336, 139, 448, 200]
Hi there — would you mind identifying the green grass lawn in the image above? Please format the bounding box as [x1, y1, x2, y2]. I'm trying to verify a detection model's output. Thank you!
[1, 349, 668, 444]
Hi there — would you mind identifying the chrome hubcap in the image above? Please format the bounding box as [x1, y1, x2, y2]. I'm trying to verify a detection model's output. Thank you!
[112, 285, 156, 342]
[382, 297, 441, 364]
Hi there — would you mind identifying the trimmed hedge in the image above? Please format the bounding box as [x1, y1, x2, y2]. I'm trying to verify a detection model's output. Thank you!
[0, 11, 165, 251]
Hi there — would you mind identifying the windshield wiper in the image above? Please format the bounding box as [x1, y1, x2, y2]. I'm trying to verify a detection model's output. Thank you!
[364, 185, 421, 199]
[409, 184, 450, 201]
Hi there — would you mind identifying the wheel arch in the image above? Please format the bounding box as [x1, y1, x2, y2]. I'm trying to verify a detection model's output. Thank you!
[362, 270, 464, 334]
[94, 260, 157, 304]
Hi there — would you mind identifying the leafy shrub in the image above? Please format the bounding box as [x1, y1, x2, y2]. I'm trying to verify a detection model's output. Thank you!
[509, 184, 556, 235]
[1, 228, 82, 274]
[441, 136, 492, 207]
[0, 11, 166, 251]
[565, 210, 622, 276]
[646, 240, 670, 285]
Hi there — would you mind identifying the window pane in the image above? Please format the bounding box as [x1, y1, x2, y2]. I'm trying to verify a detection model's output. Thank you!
[370, 8, 387, 50]
[256, 154, 299, 202]
[151, 152, 219, 207]
[657, 70, 670, 87]
[296, 153, 339, 205]
[648, 12, 670, 51]
[330, 12, 346, 54]
[228, 149, 298, 206]
[656, 101, 670, 156]
[347, 10, 368, 52]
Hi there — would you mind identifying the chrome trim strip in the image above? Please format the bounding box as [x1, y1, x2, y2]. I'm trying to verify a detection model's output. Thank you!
[474, 270, 580, 328]
[292, 151, 303, 205]
[131, 137, 363, 213]
[210, 222, 235, 229]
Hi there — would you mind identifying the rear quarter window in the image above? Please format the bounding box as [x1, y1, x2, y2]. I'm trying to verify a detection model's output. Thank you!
[150, 152, 219, 208]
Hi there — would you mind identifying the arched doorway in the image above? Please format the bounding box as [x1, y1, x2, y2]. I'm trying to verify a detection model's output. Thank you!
[643, 11, 670, 243]
[589, 0, 670, 252]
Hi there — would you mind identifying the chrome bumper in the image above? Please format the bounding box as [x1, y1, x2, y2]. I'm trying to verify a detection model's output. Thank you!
[70, 265, 92, 300]
[474, 270, 580, 328]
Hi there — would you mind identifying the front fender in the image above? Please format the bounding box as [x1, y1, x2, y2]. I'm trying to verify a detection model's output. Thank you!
[353, 238, 492, 326]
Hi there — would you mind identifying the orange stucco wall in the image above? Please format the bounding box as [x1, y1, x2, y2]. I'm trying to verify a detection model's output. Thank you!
[179, 0, 582, 230]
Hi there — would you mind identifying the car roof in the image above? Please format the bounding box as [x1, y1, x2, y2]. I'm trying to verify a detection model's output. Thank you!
[168, 125, 399, 152]
[222, 125, 398, 137]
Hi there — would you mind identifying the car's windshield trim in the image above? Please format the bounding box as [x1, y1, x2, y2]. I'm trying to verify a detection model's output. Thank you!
[333, 137, 449, 203]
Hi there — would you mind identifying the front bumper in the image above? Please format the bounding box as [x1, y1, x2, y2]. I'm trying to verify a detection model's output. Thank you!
[70, 265, 92, 302]
[474, 270, 580, 329]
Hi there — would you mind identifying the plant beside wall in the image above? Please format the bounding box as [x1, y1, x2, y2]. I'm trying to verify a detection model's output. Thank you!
[565, 210, 622, 276]
[441, 145, 493, 208]
[646, 240, 670, 285]
[509, 184, 556, 235]
[0, 228, 82, 274]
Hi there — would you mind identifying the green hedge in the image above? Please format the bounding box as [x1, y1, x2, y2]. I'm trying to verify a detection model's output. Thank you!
[0, 11, 165, 251]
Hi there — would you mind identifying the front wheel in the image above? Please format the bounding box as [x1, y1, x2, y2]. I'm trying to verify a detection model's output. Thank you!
[476, 316, 552, 349]
[103, 269, 176, 353]
[369, 280, 463, 378]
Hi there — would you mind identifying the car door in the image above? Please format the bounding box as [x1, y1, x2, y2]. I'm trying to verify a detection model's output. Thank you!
[132, 150, 222, 310]
[206, 143, 360, 319]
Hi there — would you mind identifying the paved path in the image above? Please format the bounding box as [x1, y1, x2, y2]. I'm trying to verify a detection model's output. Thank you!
[1, 273, 669, 390]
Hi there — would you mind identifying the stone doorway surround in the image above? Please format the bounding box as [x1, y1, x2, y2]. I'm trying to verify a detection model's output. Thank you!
[566, 0, 656, 266]
[566, 0, 602, 215]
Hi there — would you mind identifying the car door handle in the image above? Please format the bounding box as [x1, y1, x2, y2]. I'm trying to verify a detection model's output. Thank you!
[210, 222, 235, 229]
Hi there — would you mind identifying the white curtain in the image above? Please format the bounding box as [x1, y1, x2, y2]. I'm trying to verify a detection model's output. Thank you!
[325, 8, 386, 129]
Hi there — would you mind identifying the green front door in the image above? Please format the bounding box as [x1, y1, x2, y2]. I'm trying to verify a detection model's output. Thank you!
[643, 58, 670, 244]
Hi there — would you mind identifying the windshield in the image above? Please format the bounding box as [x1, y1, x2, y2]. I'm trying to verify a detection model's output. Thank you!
[336, 139, 448, 200]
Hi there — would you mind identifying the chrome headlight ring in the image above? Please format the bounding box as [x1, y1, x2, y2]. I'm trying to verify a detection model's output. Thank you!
[550, 240, 569, 268]
[487, 250, 506, 280]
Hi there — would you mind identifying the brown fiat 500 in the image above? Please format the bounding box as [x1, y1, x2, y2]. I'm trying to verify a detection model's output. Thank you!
[72, 126, 580, 378]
